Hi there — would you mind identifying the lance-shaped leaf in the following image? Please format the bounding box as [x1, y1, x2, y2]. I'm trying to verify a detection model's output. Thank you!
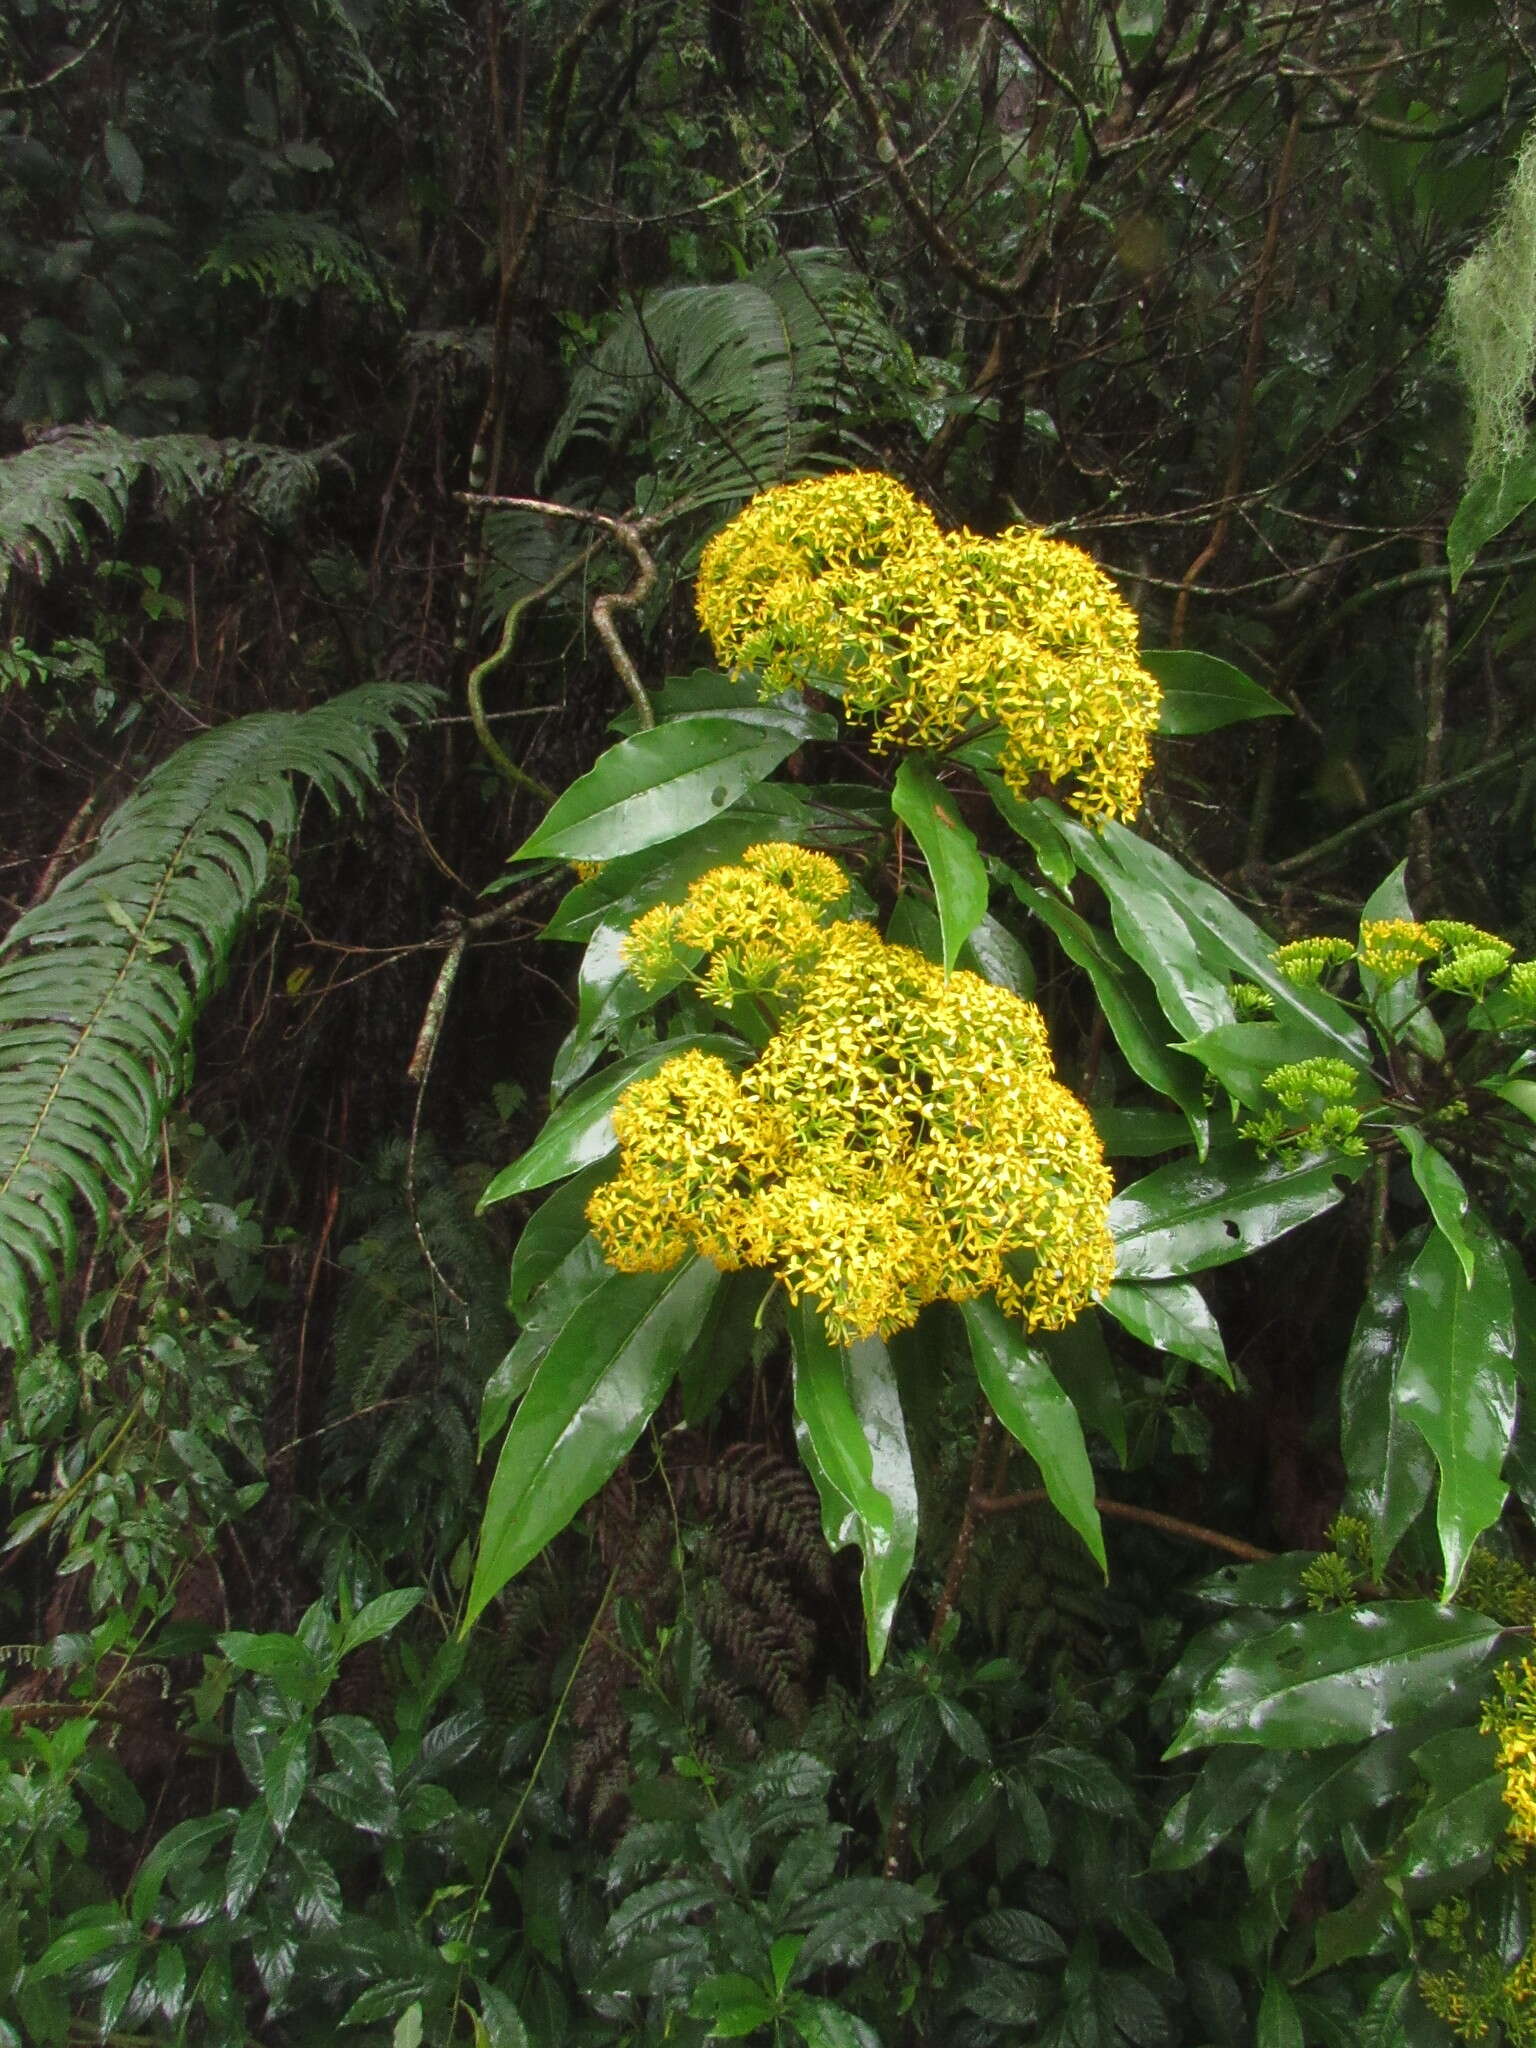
[1397, 1127, 1474, 1286]
[1397, 1218, 1517, 1598]
[1163, 1603, 1503, 1756]
[479, 1033, 746, 1206]
[514, 709, 828, 863]
[1103, 1279, 1231, 1386]
[1110, 1145, 1365, 1280]
[1001, 869, 1206, 1142]
[891, 756, 988, 971]
[466, 1256, 721, 1628]
[789, 1304, 917, 1671]
[962, 1297, 1105, 1574]
[1143, 650, 1289, 735]
[1056, 811, 1369, 1068]
[1339, 1237, 1434, 1568]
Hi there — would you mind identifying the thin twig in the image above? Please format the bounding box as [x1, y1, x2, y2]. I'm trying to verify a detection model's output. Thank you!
[976, 1490, 1275, 1562]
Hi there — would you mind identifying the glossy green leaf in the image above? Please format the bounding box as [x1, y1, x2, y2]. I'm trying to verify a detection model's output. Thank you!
[507, 1161, 614, 1318]
[962, 1296, 1105, 1573]
[479, 1033, 745, 1205]
[1398, 1127, 1475, 1285]
[976, 779, 1076, 889]
[1484, 1075, 1536, 1126]
[1111, 1144, 1365, 1280]
[1091, 1105, 1189, 1157]
[515, 709, 827, 862]
[466, 1256, 721, 1627]
[1151, 1751, 1290, 1872]
[1057, 811, 1369, 1068]
[1387, 1726, 1503, 1900]
[483, 1230, 613, 1445]
[539, 789, 811, 940]
[1144, 649, 1289, 734]
[789, 1306, 917, 1672]
[1163, 1602, 1503, 1757]
[1339, 1237, 1435, 1568]
[1103, 1278, 1231, 1385]
[960, 913, 1035, 998]
[1036, 1313, 1127, 1464]
[1242, 1733, 1418, 1894]
[891, 756, 988, 970]
[1177, 1018, 1357, 1113]
[1398, 1218, 1517, 1597]
[1257, 1975, 1303, 2048]
[1448, 443, 1536, 590]
[1001, 870, 1207, 1140]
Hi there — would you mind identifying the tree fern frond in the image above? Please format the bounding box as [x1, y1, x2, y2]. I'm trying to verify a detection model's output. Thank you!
[537, 248, 903, 516]
[0, 427, 326, 592]
[0, 681, 435, 1351]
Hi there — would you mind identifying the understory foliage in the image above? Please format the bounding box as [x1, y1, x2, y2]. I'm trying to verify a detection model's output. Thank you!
[6, 2, 1536, 2045]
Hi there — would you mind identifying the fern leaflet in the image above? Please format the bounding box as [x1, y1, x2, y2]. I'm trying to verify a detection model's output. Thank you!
[0, 427, 324, 592]
[0, 682, 435, 1349]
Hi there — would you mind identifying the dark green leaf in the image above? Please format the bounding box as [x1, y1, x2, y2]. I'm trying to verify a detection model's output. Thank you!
[480, 1033, 745, 1203]
[1102, 1279, 1231, 1385]
[1398, 1219, 1517, 1596]
[1144, 650, 1289, 734]
[467, 1257, 720, 1625]
[1242, 1734, 1418, 1893]
[963, 1296, 1105, 1573]
[790, 1309, 917, 1672]
[1177, 1018, 1356, 1112]
[1036, 1313, 1128, 1463]
[972, 1908, 1068, 1965]
[1341, 1235, 1435, 1567]
[1164, 1603, 1503, 1756]
[1399, 1130, 1475, 1285]
[1257, 1975, 1303, 2048]
[340, 1587, 425, 1654]
[515, 711, 824, 862]
[1447, 446, 1536, 590]
[892, 756, 988, 970]
[1001, 869, 1207, 1138]
[1111, 1144, 1365, 1280]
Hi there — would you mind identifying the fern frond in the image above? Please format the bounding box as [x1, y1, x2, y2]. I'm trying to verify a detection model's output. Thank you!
[0, 682, 434, 1350]
[0, 428, 325, 592]
[538, 248, 902, 517]
[201, 213, 399, 311]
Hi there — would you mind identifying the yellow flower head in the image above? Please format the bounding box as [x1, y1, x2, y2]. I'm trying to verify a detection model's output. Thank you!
[1271, 936, 1355, 988]
[1358, 918, 1441, 983]
[1482, 1657, 1536, 1847]
[591, 852, 1115, 1342]
[695, 472, 1160, 824]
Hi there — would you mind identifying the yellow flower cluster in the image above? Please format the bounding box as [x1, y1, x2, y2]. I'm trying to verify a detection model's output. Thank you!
[587, 846, 1116, 1343]
[1483, 1658, 1536, 1847]
[1272, 918, 1536, 1008]
[1359, 918, 1445, 983]
[694, 471, 1161, 823]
